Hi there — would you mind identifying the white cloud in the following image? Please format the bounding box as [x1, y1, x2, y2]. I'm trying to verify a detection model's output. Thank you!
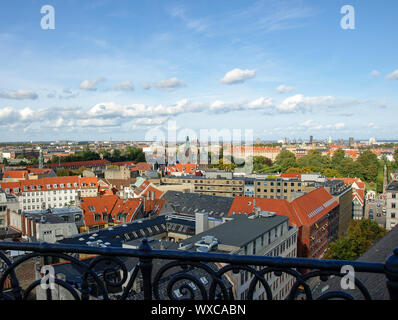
[299, 120, 345, 131]
[277, 84, 296, 94]
[300, 119, 314, 127]
[370, 70, 381, 77]
[386, 69, 398, 80]
[135, 117, 169, 125]
[334, 122, 345, 129]
[248, 97, 273, 110]
[141, 82, 151, 90]
[153, 77, 186, 91]
[168, 6, 208, 32]
[220, 68, 256, 84]
[209, 100, 245, 113]
[76, 118, 120, 127]
[113, 80, 135, 91]
[0, 90, 38, 100]
[79, 77, 106, 91]
[276, 94, 336, 113]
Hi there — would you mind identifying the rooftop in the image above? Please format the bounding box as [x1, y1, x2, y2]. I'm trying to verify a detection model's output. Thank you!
[181, 214, 289, 249]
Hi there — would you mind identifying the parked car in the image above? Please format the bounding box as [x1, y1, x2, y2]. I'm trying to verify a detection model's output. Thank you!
[369, 209, 374, 219]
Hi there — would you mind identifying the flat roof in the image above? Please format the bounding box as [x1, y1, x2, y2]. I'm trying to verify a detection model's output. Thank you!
[181, 214, 288, 248]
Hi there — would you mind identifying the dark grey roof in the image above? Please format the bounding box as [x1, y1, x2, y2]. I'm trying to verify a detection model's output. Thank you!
[181, 214, 288, 249]
[386, 180, 398, 192]
[23, 212, 68, 224]
[0, 227, 21, 240]
[160, 190, 234, 218]
[313, 225, 398, 300]
[59, 215, 195, 247]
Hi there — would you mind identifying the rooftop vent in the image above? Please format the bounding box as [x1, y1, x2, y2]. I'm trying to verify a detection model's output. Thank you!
[259, 211, 276, 218]
[194, 235, 218, 252]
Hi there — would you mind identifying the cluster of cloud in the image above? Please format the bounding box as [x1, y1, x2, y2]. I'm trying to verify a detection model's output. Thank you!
[79, 77, 106, 91]
[47, 89, 79, 100]
[370, 69, 398, 80]
[0, 90, 38, 100]
[168, 6, 208, 32]
[220, 68, 256, 84]
[277, 84, 296, 94]
[0, 92, 384, 134]
[112, 80, 135, 92]
[300, 119, 345, 131]
[78, 77, 186, 92]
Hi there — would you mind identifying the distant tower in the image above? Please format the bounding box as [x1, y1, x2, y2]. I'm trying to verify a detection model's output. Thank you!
[183, 136, 193, 164]
[309, 135, 313, 144]
[39, 146, 44, 169]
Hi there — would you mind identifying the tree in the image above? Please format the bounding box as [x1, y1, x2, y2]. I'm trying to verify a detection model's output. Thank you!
[253, 156, 272, 172]
[275, 150, 296, 172]
[325, 220, 386, 260]
[356, 150, 379, 182]
[297, 150, 330, 169]
[331, 149, 346, 169]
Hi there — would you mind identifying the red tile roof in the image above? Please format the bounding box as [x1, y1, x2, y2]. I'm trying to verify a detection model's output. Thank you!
[3, 170, 28, 179]
[0, 176, 98, 195]
[165, 164, 198, 174]
[28, 168, 54, 175]
[80, 195, 164, 227]
[228, 187, 338, 228]
[46, 160, 110, 169]
[110, 161, 137, 167]
[280, 173, 302, 179]
[130, 162, 153, 172]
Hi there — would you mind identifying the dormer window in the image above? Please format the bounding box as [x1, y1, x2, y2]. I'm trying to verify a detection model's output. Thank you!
[67, 183, 71, 188]
[60, 184, 64, 188]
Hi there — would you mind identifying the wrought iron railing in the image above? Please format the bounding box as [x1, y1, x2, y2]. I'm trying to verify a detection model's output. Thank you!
[0, 239, 397, 300]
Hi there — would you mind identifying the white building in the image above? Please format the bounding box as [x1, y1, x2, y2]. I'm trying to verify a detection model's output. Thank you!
[0, 176, 98, 211]
[385, 181, 398, 230]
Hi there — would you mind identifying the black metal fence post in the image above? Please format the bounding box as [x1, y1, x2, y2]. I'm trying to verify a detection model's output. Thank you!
[139, 238, 153, 300]
[386, 248, 398, 300]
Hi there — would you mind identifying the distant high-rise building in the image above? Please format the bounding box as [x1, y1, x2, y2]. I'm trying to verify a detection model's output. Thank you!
[349, 137, 354, 147]
[309, 135, 313, 144]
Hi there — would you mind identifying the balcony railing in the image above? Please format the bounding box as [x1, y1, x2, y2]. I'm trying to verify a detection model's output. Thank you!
[0, 239, 397, 300]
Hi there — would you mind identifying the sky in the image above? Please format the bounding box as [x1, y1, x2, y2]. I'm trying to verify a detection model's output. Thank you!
[0, 0, 398, 142]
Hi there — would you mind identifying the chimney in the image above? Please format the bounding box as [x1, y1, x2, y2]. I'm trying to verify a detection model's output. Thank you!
[195, 212, 209, 235]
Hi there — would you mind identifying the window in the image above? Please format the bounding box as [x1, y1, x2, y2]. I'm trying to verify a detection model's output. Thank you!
[393, 194, 396, 199]
[392, 203, 396, 209]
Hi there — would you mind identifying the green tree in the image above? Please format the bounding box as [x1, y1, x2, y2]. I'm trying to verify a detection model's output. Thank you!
[326, 220, 386, 260]
[331, 149, 346, 169]
[275, 150, 296, 172]
[356, 150, 379, 182]
[297, 150, 330, 169]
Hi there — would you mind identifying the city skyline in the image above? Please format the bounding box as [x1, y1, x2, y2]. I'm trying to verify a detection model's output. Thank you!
[1, 0, 398, 141]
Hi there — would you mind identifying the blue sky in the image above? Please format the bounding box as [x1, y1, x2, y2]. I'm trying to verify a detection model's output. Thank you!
[0, 0, 397, 142]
